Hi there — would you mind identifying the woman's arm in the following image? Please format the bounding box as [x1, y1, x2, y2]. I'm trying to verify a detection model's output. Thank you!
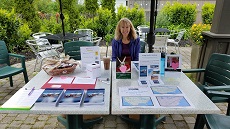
[133, 38, 140, 61]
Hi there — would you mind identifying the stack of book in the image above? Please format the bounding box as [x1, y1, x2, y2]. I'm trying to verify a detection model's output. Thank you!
[58, 89, 84, 107]
[83, 89, 105, 106]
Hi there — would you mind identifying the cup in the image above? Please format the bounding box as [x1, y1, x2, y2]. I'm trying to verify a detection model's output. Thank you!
[103, 57, 110, 70]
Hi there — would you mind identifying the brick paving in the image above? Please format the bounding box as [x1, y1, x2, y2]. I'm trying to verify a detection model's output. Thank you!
[0, 46, 227, 129]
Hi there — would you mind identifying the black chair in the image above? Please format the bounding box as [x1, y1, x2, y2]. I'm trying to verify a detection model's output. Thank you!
[0, 40, 29, 87]
[194, 90, 230, 129]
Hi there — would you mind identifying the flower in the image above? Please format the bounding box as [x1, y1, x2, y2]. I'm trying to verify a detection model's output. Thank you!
[189, 23, 211, 45]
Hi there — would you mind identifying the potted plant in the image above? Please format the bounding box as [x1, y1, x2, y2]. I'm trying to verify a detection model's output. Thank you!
[189, 23, 211, 79]
[103, 34, 113, 70]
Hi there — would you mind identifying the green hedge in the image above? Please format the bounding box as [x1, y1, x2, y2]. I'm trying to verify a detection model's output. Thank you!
[202, 3, 215, 24]
[157, 2, 197, 28]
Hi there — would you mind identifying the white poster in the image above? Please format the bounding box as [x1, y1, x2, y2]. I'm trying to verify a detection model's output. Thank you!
[80, 46, 100, 70]
[138, 53, 162, 85]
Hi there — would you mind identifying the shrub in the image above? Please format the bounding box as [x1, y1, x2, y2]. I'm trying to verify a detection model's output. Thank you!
[117, 3, 146, 28]
[202, 3, 215, 24]
[0, 9, 20, 52]
[161, 2, 197, 28]
[189, 23, 211, 46]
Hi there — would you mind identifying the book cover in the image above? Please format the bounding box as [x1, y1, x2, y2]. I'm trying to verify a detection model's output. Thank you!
[35, 88, 64, 107]
[58, 89, 84, 107]
[83, 89, 105, 105]
[116, 56, 131, 79]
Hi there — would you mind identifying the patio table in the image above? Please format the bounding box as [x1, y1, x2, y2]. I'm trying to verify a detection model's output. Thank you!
[111, 62, 220, 129]
[0, 62, 111, 129]
[41, 32, 87, 42]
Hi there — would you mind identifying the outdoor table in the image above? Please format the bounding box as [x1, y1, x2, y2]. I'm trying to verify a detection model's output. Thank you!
[0, 62, 111, 129]
[110, 62, 220, 129]
[41, 32, 87, 42]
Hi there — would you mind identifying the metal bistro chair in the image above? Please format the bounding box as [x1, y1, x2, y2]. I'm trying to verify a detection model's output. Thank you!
[0, 40, 29, 87]
[26, 40, 60, 71]
[74, 29, 102, 46]
[152, 35, 169, 53]
[167, 30, 185, 54]
[32, 32, 63, 50]
[137, 25, 149, 41]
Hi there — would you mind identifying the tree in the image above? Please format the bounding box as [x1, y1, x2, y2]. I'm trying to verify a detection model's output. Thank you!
[101, 0, 115, 17]
[0, 0, 15, 11]
[14, 0, 41, 32]
[61, 0, 80, 32]
[84, 0, 99, 18]
[117, 4, 145, 28]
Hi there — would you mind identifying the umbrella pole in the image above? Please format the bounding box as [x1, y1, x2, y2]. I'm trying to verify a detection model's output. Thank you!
[59, 0, 65, 37]
[147, 0, 157, 53]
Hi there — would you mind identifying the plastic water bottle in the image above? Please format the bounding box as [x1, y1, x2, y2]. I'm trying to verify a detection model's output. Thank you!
[160, 52, 166, 75]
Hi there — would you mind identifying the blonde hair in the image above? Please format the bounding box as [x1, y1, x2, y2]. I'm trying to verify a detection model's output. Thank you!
[114, 18, 137, 40]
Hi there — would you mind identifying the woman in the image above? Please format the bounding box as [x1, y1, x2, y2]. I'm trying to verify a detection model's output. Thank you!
[112, 18, 140, 61]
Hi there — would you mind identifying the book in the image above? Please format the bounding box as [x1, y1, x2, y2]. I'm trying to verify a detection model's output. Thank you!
[83, 89, 105, 106]
[116, 56, 131, 79]
[0, 88, 44, 110]
[34, 88, 64, 107]
[58, 89, 84, 107]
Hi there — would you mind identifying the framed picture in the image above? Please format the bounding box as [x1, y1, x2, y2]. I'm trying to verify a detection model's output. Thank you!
[165, 54, 182, 72]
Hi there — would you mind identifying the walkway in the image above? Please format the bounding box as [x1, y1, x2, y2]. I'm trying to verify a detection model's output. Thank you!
[0, 46, 227, 129]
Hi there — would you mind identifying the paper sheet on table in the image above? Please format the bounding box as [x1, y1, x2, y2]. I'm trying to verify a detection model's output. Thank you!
[72, 77, 96, 84]
[0, 88, 44, 110]
[119, 87, 155, 108]
[48, 76, 75, 84]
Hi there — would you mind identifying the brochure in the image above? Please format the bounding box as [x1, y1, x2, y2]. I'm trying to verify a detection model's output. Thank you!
[83, 89, 105, 106]
[34, 88, 64, 107]
[139, 53, 161, 80]
[58, 89, 84, 107]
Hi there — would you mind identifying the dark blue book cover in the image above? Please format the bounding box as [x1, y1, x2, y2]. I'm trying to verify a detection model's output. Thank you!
[59, 89, 84, 105]
[84, 89, 105, 105]
[35, 88, 64, 105]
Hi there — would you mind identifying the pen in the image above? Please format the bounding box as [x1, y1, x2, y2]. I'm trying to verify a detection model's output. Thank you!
[28, 87, 35, 96]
